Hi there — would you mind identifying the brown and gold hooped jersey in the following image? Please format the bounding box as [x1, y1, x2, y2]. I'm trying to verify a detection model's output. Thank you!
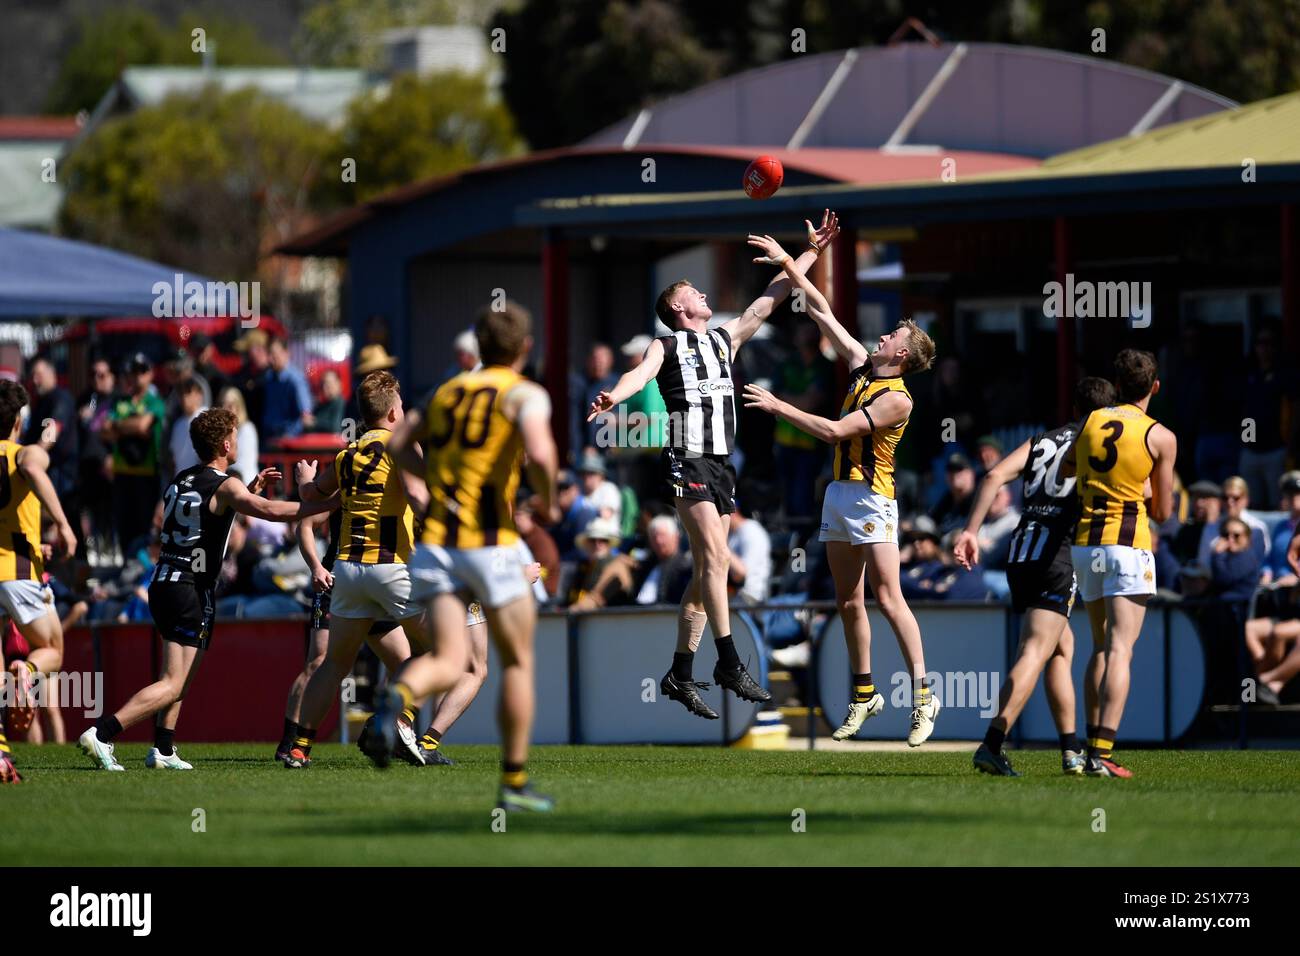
[417, 365, 526, 549]
[333, 428, 414, 564]
[832, 369, 911, 499]
[0, 440, 43, 581]
[1073, 404, 1158, 550]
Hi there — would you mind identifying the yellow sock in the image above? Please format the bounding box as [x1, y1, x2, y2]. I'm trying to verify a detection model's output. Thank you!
[502, 769, 528, 789]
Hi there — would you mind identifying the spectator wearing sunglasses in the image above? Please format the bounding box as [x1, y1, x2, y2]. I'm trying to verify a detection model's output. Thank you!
[1197, 476, 1269, 571]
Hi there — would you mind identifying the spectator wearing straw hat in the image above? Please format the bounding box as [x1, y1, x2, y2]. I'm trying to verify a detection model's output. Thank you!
[346, 344, 399, 428]
[566, 515, 623, 606]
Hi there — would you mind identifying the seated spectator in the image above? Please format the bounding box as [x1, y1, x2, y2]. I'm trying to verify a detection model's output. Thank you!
[1201, 517, 1264, 704]
[262, 337, 312, 440]
[1264, 471, 1300, 586]
[568, 449, 621, 536]
[167, 378, 207, 476]
[901, 528, 989, 601]
[1209, 518, 1262, 602]
[564, 516, 623, 607]
[309, 369, 346, 435]
[727, 505, 771, 603]
[1246, 580, 1300, 704]
[974, 485, 1020, 570]
[515, 497, 561, 602]
[1198, 476, 1270, 571]
[930, 453, 977, 536]
[1169, 480, 1220, 567]
[632, 516, 693, 606]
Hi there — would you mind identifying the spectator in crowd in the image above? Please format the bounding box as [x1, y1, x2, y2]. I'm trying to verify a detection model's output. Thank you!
[1198, 476, 1270, 570]
[438, 330, 480, 385]
[572, 343, 619, 450]
[309, 369, 345, 435]
[349, 344, 398, 426]
[565, 515, 623, 607]
[515, 497, 561, 601]
[931, 453, 978, 536]
[900, 528, 989, 601]
[1209, 518, 1262, 602]
[773, 324, 833, 520]
[23, 356, 79, 504]
[1246, 584, 1300, 704]
[608, 334, 668, 505]
[973, 434, 1002, 475]
[727, 505, 772, 603]
[569, 449, 622, 533]
[571, 515, 693, 609]
[261, 337, 313, 440]
[219, 387, 260, 484]
[1203, 517, 1265, 704]
[188, 332, 230, 404]
[233, 328, 270, 432]
[1264, 472, 1300, 586]
[166, 378, 207, 477]
[1169, 480, 1221, 567]
[101, 353, 166, 551]
[162, 350, 211, 429]
[1240, 323, 1297, 508]
[77, 357, 121, 550]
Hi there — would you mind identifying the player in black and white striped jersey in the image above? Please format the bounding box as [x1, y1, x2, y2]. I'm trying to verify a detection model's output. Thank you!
[589, 211, 841, 719]
[953, 376, 1117, 777]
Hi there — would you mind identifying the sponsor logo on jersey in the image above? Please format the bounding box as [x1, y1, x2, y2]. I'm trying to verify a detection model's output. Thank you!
[694, 380, 734, 396]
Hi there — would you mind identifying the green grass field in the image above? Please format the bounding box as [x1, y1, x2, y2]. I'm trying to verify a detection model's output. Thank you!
[7, 744, 1299, 866]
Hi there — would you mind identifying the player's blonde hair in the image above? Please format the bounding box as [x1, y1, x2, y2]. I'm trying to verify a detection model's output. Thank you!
[358, 370, 400, 426]
[899, 319, 936, 373]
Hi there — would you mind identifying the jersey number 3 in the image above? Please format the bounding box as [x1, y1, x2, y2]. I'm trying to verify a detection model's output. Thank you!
[1087, 420, 1124, 473]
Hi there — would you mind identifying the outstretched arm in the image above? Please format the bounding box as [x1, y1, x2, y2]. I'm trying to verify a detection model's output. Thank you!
[16, 445, 76, 558]
[723, 210, 839, 350]
[953, 439, 1031, 570]
[587, 338, 665, 422]
[218, 476, 338, 522]
[748, 231, 867, 368]
[743, 383, 910, 445]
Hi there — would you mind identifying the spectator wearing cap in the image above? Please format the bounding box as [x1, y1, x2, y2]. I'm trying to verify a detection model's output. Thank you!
[261, 338, 313, 440]
[1264, 471, 1300, 586]
[101, 353, 167, 551]
[233, 328, 270, 433]
[973, 434, 1021, 504]
[570, 448, 622, 533]
[22, 356, 79, 503]
[607, 334, 668, 504]
[773, 323, 835, 520]
[930, 453, 978, 536]
[1198, 476, 1270, 571]
[189, 332, 230, 403]
[1169, 480, 1221, 566]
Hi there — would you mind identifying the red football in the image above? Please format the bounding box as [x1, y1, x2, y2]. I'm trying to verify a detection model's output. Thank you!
[742, 155, 783, 199]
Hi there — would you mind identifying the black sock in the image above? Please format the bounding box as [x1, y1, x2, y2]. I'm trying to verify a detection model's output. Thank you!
[1059, 732, 1080, 753]
[1085, 723, 1099, 743]
[852, 672, 876, 702]
[280, 718, 298, 751]
[154, 724, 175, 757]
[983, 724, 1007, 755]
[96, 714, 123, 743]
[671, 651, 694, 682]
[714, 636, 740, 669]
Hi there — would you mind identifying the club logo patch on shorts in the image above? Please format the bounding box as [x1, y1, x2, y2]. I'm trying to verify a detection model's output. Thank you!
[1143, 569, 1154, 583]
[864, 521, 875, 534]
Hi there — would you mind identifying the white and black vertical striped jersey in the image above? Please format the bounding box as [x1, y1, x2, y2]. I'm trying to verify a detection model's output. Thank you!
[152, 465, 236, 589]
[655, 327, 737, 456]
[1006, 420, 1083, 565]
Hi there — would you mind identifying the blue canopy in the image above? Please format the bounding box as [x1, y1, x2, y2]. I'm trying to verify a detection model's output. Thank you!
[0, 226, 216, 317]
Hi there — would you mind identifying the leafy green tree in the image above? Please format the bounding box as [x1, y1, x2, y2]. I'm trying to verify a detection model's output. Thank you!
[295, 0, 475, 68]
[332, 70, 523, 202]
[60, 88, 333, 281]
[46, 6, 288, 115]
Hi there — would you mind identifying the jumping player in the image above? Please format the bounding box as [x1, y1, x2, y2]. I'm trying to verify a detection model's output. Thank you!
[588, 211, 841, 720]
[0, 380, 78, 780]
[376, 301, 560, 812]
[955, 376, 1117, 776]
[742, 233, 940, 745]
[1066, 349, 1176, 778]
[78, 407, 336, 770]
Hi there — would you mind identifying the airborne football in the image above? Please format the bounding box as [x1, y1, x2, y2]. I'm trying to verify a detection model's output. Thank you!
[2, 0, 1296, 930]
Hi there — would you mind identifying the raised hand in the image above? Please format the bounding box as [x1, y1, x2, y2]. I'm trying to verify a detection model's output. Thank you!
[250, 467, 282, 496]
[586, 391, 614, 423]
[808, 208, 840, 251]
[747, 234, 790, 265]
[742, 382, 780, 415]
[294, 458, 317, 488]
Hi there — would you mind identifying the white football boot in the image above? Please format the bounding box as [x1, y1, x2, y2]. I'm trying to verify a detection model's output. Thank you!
[907, 694, 941, 747]
[145, 747, 193, 770]
[79, 727, 125, 771]
[831, 693, 885, 741]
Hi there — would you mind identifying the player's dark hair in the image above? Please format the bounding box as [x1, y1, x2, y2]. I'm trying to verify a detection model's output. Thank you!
[655, 280, 693, 326]
[1073, 376, 1116, 416]
[1113, 348, 1158, 403]
[358, 370, 400, 426]
[476, 300, 532, 366]
[191, 407, 238, 462]
[0, 380, 29, 436]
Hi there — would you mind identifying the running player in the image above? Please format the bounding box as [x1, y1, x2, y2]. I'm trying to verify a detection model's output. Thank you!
[741, 232, 941, 746]
[0, 380, 78, 772]
[954, 376, 1117, 776]
[78, 407, 336, 770]
[1066, 349, 1176, 778]
[588, 211, 841, 720]
[284, 371, 429, 768]
[374, 301, 560, 812]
